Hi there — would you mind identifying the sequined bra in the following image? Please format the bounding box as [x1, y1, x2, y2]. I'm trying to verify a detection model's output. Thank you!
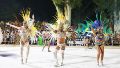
[95, 33, 104, 42]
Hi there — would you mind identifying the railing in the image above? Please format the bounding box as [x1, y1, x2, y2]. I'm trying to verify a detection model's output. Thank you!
[1, 36, 118, 46]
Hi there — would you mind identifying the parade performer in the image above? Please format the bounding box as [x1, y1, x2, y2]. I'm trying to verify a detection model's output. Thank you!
[92, 20, 105, 66]
[54, 27, 66, 66]
[42, 30, 51, 52]
[53, 13, 67, 67]
[6, 9, 37, 64]
[6, 22, 31, 64]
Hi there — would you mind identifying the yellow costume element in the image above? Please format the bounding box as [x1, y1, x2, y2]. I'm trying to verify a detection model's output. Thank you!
[56, 12, 67, 30]
[21, 9, 30, 22]
[31, 26, 37, 37]
[20, 8, 37, 37]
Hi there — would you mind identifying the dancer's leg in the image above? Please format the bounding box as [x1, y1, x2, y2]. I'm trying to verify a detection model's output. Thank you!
[47, 41, 51, 52]
[54, 46, 59, 66]
[42, 40, 46, 51]
[100, 45, 104, 65]
[25, 42, 30, 63]
[96, 45, 101, 65]
[20, 41, 24, 64]
[60, 45, 65, 66]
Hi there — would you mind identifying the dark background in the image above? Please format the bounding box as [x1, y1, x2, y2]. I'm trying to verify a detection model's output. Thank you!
[0, 0, 103, 23]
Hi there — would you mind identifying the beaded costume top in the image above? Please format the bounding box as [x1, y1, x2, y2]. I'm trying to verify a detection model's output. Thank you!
[95, 32, 104, 42]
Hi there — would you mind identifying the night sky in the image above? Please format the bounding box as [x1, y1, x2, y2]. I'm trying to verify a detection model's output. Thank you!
[0, 0, 56, 21]
[0, 0, 96, 22]
[19, 0, 56, 21]
[24, 0, 56, 21]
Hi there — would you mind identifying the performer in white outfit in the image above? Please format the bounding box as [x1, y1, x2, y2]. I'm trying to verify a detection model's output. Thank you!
[6, 9, 37, 64]
[7, 22, 31, 64]
[53, 16, 67, 66]
[54, 27, 66, 67]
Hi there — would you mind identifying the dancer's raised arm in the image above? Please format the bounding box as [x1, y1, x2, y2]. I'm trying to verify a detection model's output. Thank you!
[91, 27, 96, 36]
[6, 23, 20, 29]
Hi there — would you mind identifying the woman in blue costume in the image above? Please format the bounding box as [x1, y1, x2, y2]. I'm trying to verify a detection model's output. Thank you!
[92, 20, 105, 66]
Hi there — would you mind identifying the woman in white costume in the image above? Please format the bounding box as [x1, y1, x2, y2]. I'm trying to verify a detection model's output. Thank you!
[6, 9, 37, 64]
[53, 16, 67, 66]
[7, 22, 31, 64]
[54, 26, 66, 67]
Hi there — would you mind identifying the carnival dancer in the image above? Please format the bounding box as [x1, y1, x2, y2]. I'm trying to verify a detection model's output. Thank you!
[42, 30, 51, 52]
[54, 26, 66, 66]
[53, 15, 67, 66]
[7, 22, 31, 64]
[92, 26, 105, 66]
[7, 9, 37, 64]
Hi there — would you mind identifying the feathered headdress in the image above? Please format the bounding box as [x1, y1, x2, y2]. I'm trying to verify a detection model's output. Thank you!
[20, 8, 31, 24]
[20, 8, 37, 37]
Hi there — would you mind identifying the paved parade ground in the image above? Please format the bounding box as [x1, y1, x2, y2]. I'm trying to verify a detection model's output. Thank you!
[0, 45, 120, 68]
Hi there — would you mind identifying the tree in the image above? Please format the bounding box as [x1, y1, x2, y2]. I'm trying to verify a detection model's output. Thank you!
[64, 0, 82, 25]
[52, 0, 82, 26]
[93, 0, 115, 33]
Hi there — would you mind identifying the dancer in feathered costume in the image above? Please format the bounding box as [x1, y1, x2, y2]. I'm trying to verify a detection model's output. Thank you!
[6, 9, 37, 64]
[92, 19, 105, 66]
[0, 27, 3, 44]
[53, 13, 67, 67]
[42, 28, 52, 52]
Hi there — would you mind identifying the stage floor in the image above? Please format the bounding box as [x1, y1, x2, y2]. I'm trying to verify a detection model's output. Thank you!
[0, 45, 120, 68]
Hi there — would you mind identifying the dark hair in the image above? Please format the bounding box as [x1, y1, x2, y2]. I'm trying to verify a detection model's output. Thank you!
[85, 36, 89, 39]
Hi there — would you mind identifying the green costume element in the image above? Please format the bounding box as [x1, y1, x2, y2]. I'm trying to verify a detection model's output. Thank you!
[38, 36, 43, 46]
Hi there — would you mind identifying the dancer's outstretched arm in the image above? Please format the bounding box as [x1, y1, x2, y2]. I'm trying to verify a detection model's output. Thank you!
[6, 23, 20, 29]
